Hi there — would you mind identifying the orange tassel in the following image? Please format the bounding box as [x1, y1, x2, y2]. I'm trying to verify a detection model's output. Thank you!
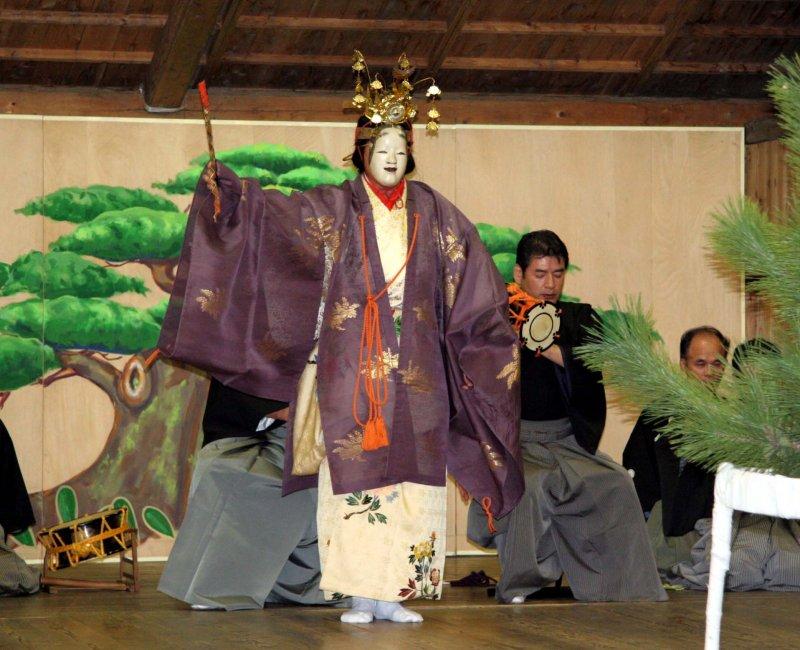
[353, 213, 421, 452]
[481, 496, 497, 534]
[362, 415, 389, 451]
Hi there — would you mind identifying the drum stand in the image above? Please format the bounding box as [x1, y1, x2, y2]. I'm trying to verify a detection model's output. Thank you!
[41, 529, 139, 593]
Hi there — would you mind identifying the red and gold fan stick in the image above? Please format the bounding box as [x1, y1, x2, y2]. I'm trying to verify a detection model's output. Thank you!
[197, 80, 221, 221]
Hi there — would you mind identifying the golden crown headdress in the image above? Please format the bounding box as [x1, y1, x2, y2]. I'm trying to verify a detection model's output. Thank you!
[351, 50, 442, 137]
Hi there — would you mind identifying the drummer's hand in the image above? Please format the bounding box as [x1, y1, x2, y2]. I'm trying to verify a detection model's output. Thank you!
[541, 344, 564, 367]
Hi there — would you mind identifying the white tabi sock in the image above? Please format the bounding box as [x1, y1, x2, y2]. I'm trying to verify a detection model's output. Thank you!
[374, 600, 423, 623]
[340, 596, 375, 624]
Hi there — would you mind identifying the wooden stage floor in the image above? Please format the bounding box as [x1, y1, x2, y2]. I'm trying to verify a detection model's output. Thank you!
[1, 556, 797, 649]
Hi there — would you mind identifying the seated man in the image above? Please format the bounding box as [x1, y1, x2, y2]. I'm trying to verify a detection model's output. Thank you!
[158, 379, 340, 610]
[625, 332, 800, 590]
[468, 230, 665, 603]
[624, 326, 722, 568]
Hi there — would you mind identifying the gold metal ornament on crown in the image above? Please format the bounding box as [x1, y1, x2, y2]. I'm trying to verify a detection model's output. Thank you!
[351, 50, 442, 135]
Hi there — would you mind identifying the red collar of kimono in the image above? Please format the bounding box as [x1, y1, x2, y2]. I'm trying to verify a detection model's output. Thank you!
[363, 174, 406, 211]
[507, 282, 544, 333]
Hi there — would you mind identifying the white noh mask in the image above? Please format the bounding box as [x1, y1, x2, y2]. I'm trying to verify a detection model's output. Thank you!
[366, 127, 408, 189]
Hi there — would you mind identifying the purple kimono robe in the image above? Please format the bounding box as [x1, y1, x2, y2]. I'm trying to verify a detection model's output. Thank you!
[159, 164, 523, 519]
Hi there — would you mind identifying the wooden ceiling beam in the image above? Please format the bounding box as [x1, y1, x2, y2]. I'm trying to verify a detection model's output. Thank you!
[0, 47, 151, 64]
[690, 24, 800, 38]
[203, 1, 249, 80]
[0, 9, 166, 27]
[658, 61, 771, 74]
[442, 57, 640, 73]
[223, 53, 412, 67]
[0, 85, 772, 127]
[236, 16, 447, 32]
[235, 16, 666, 37]
[623, 0, 714, 94]
[3, 9, 799, 42]
[0, 48, 773, 76]
[426, 0, 477, 76]
[461, 21, 666, 36]
[144, 0, 240, 111]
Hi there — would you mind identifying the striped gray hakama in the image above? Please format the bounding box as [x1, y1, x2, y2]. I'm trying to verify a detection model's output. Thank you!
[0, 525, 39, 596]
[469, 418, 666, 602]
[158, 425, 333, 610]
[665, 513, 800, 591]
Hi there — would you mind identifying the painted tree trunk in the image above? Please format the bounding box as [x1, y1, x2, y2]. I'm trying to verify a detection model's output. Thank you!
[30, 356, 208, 543]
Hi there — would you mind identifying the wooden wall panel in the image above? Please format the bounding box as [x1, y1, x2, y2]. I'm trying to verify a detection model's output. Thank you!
[451, 126, 742, 552]
[0, 119, 742, 558]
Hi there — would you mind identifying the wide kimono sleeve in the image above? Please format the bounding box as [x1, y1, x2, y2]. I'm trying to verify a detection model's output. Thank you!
[558, 303, 607, 454]
[441, 215, 524, 520]
[158, 163, 325, 402]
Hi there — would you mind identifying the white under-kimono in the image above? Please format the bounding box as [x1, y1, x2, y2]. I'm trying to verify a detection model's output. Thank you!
[317, 179, 447, 602]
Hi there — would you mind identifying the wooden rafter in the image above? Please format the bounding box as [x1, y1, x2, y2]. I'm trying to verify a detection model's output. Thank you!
[0, 48, 772, 76]
[223, 53, 415, 68]
[658, 61, 771, 74]
[235, 16, 447, 32]
[0, 47, 151, 64]
[2, 9, 800, 41]
[203, 1, 249, 80]
[621, 0, 714, 94]
[442, 57, 640, 73]
[143, 0, 240, 110]
[691, 24, 800, 38]
[0, 85, 772, 127]
[0, 9, 166, 27]
[460, 21, 665, 36]
[2, 9, 799, 41]
[426, 0, 477, 77]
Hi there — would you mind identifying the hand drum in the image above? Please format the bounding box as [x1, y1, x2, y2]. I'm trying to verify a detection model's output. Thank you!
[521, 302, 561, 354]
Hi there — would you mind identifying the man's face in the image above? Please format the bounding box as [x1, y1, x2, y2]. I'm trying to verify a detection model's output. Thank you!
[513, 256, 566, 302]
[365, 127, 408, 188]
[680, 333, 726, 385]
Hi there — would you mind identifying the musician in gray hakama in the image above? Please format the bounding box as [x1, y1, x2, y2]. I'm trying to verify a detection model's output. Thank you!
[158, 379, 334, 610]
[468, 231, 666, 603]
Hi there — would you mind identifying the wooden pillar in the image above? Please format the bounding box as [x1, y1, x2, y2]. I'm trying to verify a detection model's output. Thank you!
[744, 133, 792, 339]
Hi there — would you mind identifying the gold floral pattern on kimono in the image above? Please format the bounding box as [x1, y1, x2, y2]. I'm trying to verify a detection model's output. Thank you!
[442, 226, 466, 263]
[332, 429, 366, 463]
[398, 362, 434, 393]
[496, 345, 520, 390]
[412, 305, 434, 327]
[289, 215, 340, 271]
[444, 273, 461, 309]
[195, 288, 223, 319]
[398, 532, 440, 600]
[362, 348, 399, 379]
[257, 329, 286, 361]
[301, 215, 341, 259]
[343, 491, 389, 525]
[482, 442, 505, 469]
[328, 297, 359, 331]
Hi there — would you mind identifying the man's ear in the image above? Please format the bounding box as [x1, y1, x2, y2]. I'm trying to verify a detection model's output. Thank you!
[679, 358, 688, 372]
[513, 264, 523, 285]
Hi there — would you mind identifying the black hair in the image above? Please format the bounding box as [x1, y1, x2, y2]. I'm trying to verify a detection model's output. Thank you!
[350, 115, 416, 174]
[679, 326, 731, 360]
[731, 337, 780, 372]
[515, 230, 569, 272]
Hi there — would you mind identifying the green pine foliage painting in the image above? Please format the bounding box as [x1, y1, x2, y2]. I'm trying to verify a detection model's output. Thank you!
[578, 55, 800, 479]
